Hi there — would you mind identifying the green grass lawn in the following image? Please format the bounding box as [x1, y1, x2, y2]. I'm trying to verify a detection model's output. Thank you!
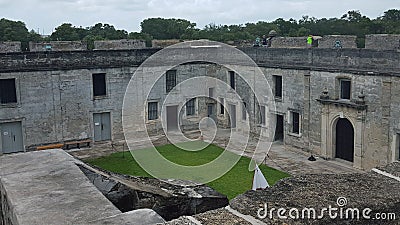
[86, 142, 290, 200]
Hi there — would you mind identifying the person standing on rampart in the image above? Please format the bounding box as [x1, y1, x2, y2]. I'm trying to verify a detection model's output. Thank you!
[307, 35, 313, 48]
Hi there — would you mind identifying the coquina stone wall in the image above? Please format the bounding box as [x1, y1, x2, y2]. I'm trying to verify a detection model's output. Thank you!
[1, 46, 400, 169]
[29, 41, 87, 52]
[365, 34, 400, 50]
[0, 42, 21, 53]
[94, 39, 146, 50]
[318, 35, 357, 49]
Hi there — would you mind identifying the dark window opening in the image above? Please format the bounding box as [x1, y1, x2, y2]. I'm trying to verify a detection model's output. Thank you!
[148, 102, 158, 120]
[209, 88, 214, 98]
[260, 106, 266, 125]
[397, 134, 400, 161]
[242, 102, 247, 120]
[292, 112, 300, 134]
[273, 75, 282, 98]
[340, 79, 351, 100]
[186, 98, 195, 116]
[275, 115, 284, 141]
[93, 73, 106, 97]
[229, 71, 235, 90]
[0, 79, 17, 104]
[220, 98, 224, 115]
[166, 70, 177, 93]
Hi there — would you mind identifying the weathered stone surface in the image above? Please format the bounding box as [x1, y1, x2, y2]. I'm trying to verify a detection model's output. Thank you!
[0, 149, 165, 225]
[230, 172, 400, 224]
[378, 161, 400, 178]
[1, 42, 400, 172]
[318, 35, 357, 49]
[269, 37, 307, 48]
[164, 208, 252, 225]
[94, 39, 146, 50]
[29, 41, 87, 52]
[194, 208, 253, 225]
[152, 39, 182, 48]
[93, 209, 165, 225]
[365, 34, 400, 50]
[0, 42, 21, 53]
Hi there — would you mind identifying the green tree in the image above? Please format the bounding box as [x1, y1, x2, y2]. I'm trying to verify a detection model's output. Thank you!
[50, 23, 87, 41]
[128, 32, 153, 47]
[0, 18, 41, 50]
[140, 18, 196, 39]
[88, 23, 128, 40]
[0, 18, 29, 41]
[381, 9, 400, 22]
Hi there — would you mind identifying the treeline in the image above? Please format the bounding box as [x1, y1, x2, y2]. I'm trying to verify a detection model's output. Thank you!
[1, 9, 400, 49]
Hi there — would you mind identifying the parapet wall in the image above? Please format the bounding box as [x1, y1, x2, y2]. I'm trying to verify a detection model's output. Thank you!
[318, 35, 357, 49]
[0, 48, 160, 72]
[0, 42, 21, 53]
[94, 39, 146, 50]
[29, 41, 87, 52]
[270, 35, 357, 49]
[152, 39, 182, 48]
[1, 47, 399, 75]
[365, 34, 400, 50]
[0, 150, 165, 224]
[270, 37, 306, 48]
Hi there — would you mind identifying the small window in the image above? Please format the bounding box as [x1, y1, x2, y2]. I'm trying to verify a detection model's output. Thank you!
[229, 71, 235, 90]
[93, 73, 106, 97]
[148, 102, 158, 120]
[242, 102, 247, 120]
[166, 70, 177, 93]
[220, 98, 225, 115]
[260, 105, 266, 125]
[273, 75, 282, 98]
[0, 79, 17, 104]
[186, 98, 196, 116]
[209, 88, 214, 98]
[396, 134, 400, 161]
[340, 79, 351, 100]
[291, 112, 300, 134]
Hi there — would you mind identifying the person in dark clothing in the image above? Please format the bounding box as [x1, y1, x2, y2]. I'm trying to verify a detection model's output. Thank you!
[262, 35, 267, 46]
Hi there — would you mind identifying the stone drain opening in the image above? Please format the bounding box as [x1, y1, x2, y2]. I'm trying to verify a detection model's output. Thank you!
[77, 164, 229, 221]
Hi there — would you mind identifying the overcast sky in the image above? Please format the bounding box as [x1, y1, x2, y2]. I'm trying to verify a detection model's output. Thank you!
[0, 0, 398, 34]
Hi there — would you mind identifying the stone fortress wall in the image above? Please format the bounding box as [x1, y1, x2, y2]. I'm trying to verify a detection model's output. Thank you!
[0, 42, 21, 53]
[0, 36, 400, 170]
[365, 34, 400, 50]
[29, 41, 88, 52]
[1, 34, 399, 53]
[94, 39, 146, 50]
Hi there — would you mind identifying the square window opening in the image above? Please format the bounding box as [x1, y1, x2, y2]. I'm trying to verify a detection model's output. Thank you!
[186, 98, 196, 116]
[209, 88, 214, 98]
[0, 79, 17, 104]
[166, 70, 177, 93]
[148, 102, 158, 120]
[340, 79, 351, 100]
[291, 111, 300, 134]
[93, 73, 106, 97]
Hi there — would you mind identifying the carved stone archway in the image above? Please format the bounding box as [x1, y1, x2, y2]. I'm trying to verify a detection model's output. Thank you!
[318, 95, 367, 169]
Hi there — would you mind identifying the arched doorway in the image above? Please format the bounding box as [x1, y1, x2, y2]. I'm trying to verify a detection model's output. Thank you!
[335, 118, 354, 162]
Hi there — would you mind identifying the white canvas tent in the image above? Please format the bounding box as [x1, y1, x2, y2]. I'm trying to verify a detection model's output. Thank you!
[252, 164, 270, 190]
